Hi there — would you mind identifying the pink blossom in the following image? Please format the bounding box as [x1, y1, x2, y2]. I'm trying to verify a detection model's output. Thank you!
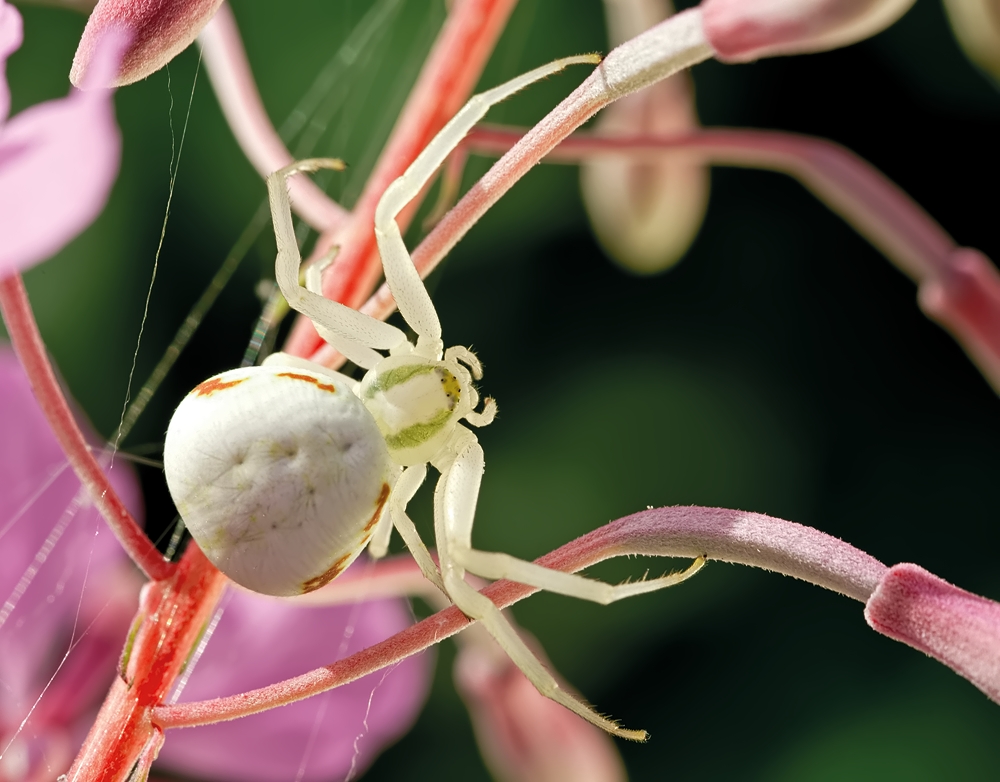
[0, 0, 20, 123]
[0, 0, 123, 278]
[155, 580, 431, 782]
[0, 344, 143, 782]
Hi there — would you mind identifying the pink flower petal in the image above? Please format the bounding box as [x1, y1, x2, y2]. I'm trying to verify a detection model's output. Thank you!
[0, 344, 142, 777]
[0, 28, 126, 276]
[71, 0, 224, 88]
[155, 571, 431, 782]
[0, 0, 23, 123]
[865, 563, 1000, 704]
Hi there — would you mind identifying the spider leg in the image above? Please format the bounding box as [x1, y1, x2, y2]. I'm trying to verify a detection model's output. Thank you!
[444, 345, 482, 379]
[463, 400, 497, 428]
[373, 55, 600, 352]
[434, 429, 647, 740]
[267, 159, 406, 369]
[384, 463, 447, 596]
[436, 427, 704, 603]
[454, 549, 706, 605]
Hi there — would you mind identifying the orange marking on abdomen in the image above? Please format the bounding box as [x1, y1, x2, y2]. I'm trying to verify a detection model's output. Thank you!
[363, 483, 391, 533]
[193, 376, 247, 396]
[300, 553, 353, 594]
[277, 372, 336, 393]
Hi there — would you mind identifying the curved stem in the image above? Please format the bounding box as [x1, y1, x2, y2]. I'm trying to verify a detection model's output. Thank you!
[465, 125, 955, 281]
[352, 124, 1000, 393]
[152, 505, 885, 729]
[0, 275, 173, 580]
[198, 3, 347, 232]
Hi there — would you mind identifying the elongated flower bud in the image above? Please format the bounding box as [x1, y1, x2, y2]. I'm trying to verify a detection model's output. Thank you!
[918, 249, 1000, 393]
[71, 0, 224, 87]
[582, 0, 709, 274]
[702, 0, 915, 62]
[942, 0, 1000, 81]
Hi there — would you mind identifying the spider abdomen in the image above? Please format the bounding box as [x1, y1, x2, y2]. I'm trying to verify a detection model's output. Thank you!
[163, 366, 392, 596]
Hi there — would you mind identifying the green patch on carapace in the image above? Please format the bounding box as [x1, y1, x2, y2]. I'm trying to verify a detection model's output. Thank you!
[385, 407, 453, 451]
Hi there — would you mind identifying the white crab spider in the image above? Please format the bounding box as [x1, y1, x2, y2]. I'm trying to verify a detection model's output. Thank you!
[163, 54, 704, 740]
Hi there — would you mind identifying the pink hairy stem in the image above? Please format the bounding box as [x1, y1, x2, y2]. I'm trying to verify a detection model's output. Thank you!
[349, 124, 1000, 392]
[152, 506, 887, 728]
[283, 0, 520, 360]
[0, 275, 174, 581]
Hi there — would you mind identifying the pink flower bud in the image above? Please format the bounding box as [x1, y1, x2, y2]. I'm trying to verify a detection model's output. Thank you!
[456, 639, 627, 782]
[71, 0, 224, 88]
[865, 563, 1000, 704]
[702, 0, 915, 63]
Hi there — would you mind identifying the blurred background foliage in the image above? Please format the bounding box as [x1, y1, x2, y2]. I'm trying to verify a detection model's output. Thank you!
[4, 0, 1000, 779]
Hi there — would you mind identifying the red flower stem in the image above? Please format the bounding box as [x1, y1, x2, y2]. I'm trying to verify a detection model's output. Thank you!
[283, 0, 519, 359]
[66, 545, 225, 782]
[0, 275, 173, 581]
[152, 506, 887, 728]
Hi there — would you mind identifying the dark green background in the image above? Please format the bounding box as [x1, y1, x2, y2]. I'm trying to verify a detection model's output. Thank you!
[5, 0, 1000, 779]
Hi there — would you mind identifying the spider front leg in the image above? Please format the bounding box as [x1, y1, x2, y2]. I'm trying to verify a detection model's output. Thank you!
[372, 55, 600, 356]
[266, 159, 407, 369]
[378, 462, 447, 595]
